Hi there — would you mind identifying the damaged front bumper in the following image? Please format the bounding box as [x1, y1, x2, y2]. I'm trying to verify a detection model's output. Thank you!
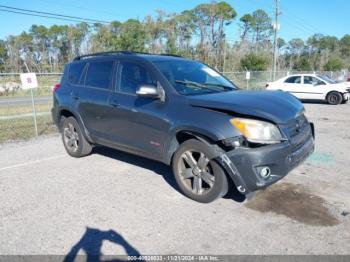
[215, 123, 315, 197]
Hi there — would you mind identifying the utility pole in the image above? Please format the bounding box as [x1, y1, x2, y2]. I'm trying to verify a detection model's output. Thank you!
[272, 0, 280, 81]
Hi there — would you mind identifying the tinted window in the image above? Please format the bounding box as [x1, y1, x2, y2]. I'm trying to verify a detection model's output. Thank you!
[68, 62, 86, 84]
[118, 62, 156, 94]
[285, 76, 301, 84]
[85, 61, 114, 89]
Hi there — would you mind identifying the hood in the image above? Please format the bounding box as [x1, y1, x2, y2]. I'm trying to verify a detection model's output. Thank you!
[330, 82, 350, 90]
[187, 90, 304, 124]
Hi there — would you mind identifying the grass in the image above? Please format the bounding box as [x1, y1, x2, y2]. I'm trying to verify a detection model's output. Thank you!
[0, 114, 57, 144]
[0, 102, 52, 117]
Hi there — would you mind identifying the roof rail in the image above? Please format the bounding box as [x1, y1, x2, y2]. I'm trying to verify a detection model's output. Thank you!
[160, 53, 182, 58]
[73, 51, 184, 61]
[73, 51, 134, 61]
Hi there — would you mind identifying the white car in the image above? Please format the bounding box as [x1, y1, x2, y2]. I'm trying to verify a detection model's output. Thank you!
[266, 74, 350, 105]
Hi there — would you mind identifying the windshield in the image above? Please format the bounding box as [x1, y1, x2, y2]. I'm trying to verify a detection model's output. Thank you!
[152, 60, 237, 95]
[318, 75, 337, 84]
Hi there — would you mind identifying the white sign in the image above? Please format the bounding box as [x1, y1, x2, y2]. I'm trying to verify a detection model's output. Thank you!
[20, 73, 38, 89]
[245, 71, 251, 80]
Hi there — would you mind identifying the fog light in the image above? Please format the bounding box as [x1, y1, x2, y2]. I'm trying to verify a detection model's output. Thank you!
[260, 167, 271, 179]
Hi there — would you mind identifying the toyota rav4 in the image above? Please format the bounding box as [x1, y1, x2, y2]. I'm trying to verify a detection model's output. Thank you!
[52, 51, 315, 203]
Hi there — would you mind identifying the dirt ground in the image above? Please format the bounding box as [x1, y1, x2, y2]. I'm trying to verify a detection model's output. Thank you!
[0, 101, 349, 256]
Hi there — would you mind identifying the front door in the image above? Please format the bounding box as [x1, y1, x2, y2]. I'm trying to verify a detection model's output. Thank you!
[302, 76, 326, 100]
[105, 60, 171, 159]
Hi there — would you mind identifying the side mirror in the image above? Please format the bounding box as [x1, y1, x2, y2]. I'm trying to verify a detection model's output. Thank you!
[136, 85, 159, 99]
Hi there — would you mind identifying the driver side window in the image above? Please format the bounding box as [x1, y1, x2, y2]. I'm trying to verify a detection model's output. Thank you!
[304, 76, 325, 85]
[117, 61, 157, 95]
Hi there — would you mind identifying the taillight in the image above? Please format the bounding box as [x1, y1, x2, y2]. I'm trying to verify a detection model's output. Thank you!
[52, 83, 61, 92]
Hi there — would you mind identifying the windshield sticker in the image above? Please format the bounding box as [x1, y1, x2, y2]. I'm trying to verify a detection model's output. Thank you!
[202, 67, 220, 77]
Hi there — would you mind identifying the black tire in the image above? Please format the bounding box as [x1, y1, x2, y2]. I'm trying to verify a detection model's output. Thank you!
[61, 116, 92, 157]
[326, 91, 343, 105]
[172, 139, 228, 203]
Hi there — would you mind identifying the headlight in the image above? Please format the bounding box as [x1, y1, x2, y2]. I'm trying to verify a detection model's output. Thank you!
[230, 118, 283, 144]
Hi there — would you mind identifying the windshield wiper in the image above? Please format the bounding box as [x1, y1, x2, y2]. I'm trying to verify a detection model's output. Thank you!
[175, 80, 233, 92]
[175, 80, 218, 91]
[202, 83, 235, 91]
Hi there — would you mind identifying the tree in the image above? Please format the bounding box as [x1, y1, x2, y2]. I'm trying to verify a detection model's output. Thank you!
[239, 14, 255, 42]
[252, 9, 272, 45]
[293, 56, 311, 71]
[116, 19, 146, 52]
[0, 40, 7, 71]
[340, 35, 350, 58]
[324, 58, 343, 71]
[240, 53, 269, 71]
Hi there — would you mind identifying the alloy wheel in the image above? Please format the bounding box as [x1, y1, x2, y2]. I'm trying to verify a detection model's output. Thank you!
[63, 123, 79, 153]
[177, 150, 215, 195]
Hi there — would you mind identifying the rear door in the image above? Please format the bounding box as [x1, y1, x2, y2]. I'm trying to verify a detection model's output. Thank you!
[105, 59, 171, 159]
[74, 59, 115, 141]
[281, 75, 304, 99]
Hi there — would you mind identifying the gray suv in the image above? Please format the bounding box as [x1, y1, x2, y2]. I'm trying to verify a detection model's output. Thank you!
[52, 51, 315, 203]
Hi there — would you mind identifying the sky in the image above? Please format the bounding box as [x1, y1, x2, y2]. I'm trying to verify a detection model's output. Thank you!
[0, 0, 348, 42]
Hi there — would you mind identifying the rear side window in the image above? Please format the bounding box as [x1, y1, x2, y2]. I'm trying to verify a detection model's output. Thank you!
[285, 76, 301, 84]
[85, 61, 114, 89]
[68, 62, 86, 84]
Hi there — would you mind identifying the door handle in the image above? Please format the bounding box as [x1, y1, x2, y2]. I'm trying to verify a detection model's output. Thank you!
[72, 93, 80, 100]
[109, 100, 120, 107]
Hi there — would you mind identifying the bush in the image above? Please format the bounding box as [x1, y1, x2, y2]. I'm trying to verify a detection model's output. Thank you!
[240, 53, 269, 71]
[293, 57, 311, 71]
[324, 58, 344, 71]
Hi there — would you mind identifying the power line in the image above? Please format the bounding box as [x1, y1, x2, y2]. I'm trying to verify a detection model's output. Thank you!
[0, 8, 98, 24]
[0, 4, 110, 24]
[34, 0, 122, 19]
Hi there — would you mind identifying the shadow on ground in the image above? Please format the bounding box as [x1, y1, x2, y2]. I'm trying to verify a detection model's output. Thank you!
[92, 146, 246, 203]
[64, 227, 143, 262]
[245, 182, 340, 226]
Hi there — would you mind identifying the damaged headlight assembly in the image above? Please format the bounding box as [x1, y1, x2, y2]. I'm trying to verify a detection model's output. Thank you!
[230, 118, 283, 145]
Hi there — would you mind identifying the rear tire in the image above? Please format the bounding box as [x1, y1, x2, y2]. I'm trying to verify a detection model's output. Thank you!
[172, 139, 228, 203]
[61, 116, 92, 157]
[326, 91, 342, 105]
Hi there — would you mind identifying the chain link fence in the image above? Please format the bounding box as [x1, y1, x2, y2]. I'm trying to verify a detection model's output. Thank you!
[0, 70, 348, 143]
[0, 73, 61, 143]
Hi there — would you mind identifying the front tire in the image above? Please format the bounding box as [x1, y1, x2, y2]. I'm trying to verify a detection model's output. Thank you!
[326, 91, 342, 105]
[172, 139, 228, 203]
[61, 116, 92, 157]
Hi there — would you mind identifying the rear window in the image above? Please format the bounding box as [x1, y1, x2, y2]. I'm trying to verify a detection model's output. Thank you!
[285, 76, 301, 84]
[68, 62, 86, 84]
[85, 61, 114, 89]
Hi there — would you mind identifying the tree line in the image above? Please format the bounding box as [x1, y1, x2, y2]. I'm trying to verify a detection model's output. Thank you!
[0, 1, 349, 73]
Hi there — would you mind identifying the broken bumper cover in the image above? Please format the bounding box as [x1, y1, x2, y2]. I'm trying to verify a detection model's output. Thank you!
[216, 125, 315, 195]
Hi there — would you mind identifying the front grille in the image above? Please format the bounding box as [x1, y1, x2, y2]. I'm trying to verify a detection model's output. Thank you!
[280, 113, 313, 152]
[285, 114, 308, 138]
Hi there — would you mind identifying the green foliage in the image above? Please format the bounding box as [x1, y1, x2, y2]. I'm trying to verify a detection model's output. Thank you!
[340, 35, 350, 57]
[116, 19, 146, 52]
[239, 14, 255, 40]
[0, 40, 7, 71]
[324, 58, 343, 71]
[252, 9, 272, 42]
[293, 57, 311, 71]
[240, 53, 269, 71]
